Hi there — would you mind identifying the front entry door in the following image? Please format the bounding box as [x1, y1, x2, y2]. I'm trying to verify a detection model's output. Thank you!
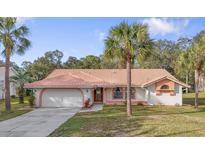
[94, 88, 103, 102]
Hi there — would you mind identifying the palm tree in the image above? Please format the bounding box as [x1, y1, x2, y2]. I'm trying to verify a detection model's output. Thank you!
[10, 67, 30, 104]
[104, 22, 152, 116]
[175, 52, 192, 93]
[175, 37, 192, 93]
[188, 35, 205, 108]
[0, 18, 31, 111]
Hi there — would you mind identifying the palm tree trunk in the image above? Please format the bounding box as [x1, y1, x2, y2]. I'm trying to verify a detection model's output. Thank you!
[185, 73, 189, 93]
[18, 86, 24, 104]
[5, 50, 11, 112]
[127, 55, 132, 116]
[194, 69, 199, 108]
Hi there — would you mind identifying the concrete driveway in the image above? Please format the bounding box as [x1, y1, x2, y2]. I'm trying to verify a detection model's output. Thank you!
[0, 107, 80, 137]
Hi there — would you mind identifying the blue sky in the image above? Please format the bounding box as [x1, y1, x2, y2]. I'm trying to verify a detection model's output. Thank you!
[4, 17, 205, 65]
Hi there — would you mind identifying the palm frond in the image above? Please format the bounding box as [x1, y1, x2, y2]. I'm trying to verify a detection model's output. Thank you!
[4, 18, 16, 32]
[104, 22, 153, 67]
[12, 25, 30, 38]
[16, 38, 31, 55]
[0, 17, 31, 57]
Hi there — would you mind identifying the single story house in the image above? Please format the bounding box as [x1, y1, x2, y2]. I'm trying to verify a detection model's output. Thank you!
[24, 69, 189, 108]
[0, 67, 17, 99]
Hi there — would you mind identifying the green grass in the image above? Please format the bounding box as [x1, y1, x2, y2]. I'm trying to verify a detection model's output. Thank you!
[0, 97, 32, 122]
[50, 92, 205, 137]
[183, 92, 205, 105]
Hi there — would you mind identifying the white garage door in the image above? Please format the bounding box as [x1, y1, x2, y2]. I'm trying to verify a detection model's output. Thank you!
[41, 89, 83, 108]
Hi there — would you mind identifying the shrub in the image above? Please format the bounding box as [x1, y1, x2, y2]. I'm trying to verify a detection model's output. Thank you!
[11, 95, 16, 99]
[25, 89, 32, 96]
[29, 94, 35, 107]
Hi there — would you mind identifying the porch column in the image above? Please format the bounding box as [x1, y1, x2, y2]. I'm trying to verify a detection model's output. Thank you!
[103, 88, 106, 104]
[89, 88, 93, 104]
[123, 87, 126, 100]
[35, 89, 41, 107]
[145, 88, 149, 103]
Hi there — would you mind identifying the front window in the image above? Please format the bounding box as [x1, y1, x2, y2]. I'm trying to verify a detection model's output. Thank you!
[160, 85, 169, 90]
[113, 87, 123, 99]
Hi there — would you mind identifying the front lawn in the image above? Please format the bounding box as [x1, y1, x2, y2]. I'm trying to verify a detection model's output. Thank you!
[183, 92, 205, 105]
[0, 97, 33, 122]
[50, 92, 205, 137]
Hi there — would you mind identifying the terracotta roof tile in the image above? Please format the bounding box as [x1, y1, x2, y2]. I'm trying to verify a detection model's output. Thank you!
[24, 69, 188, 88]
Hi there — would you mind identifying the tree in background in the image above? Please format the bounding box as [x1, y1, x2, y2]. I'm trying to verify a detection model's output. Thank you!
[64, 55, 102, 69]
[45, 50, 63, 68]
[28, 56, 53, 81]
[22, 50, 64, 82]
[0, 60, 5, 67]
[101, 54, 126, 69]
[175, 37, 193, 93]
[80, 55, 101, 69]
[10, 66, 30, 104]
[188, 34, 205, 108]
[0, 17, 31, 111]
[138, 38, 196, 91]
[64, 56, 82, 68]
[104, 22, 152, 116]
[139, 40, 180, 75]
[175, 52, 192, 93]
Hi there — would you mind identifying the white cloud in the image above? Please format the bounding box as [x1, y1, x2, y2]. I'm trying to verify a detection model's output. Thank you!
[94, 30, 107, 41]
[143, 18, 175, 36]
[16, 17, 33, 25]
[143, 18, 190, 36]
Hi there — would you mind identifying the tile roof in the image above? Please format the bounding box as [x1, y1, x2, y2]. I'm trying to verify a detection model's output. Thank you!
[24, 69, 189, 88]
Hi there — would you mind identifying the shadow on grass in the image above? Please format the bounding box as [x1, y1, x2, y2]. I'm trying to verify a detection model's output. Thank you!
[183, 97, 205, 106]
[129, 128, 156, 137]
[156, 129, 205, 137]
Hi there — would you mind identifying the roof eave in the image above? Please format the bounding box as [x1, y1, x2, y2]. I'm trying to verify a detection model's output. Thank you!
[142, 76, 190, 88]
[24, 84, 142, 89]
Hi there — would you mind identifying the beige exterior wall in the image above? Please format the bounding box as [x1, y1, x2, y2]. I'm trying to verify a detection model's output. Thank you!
[82, 88, 94, 105]
[104, 84, 182, 106]
[104, 88, 113, 101]
[0, 67, 17, 99]
[34, 89, 41, 107]
[145, 83, 182, 105]
[33, 83, 183, 107]
[104, 87, 146, 105]
[136, 88, 146, 101]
